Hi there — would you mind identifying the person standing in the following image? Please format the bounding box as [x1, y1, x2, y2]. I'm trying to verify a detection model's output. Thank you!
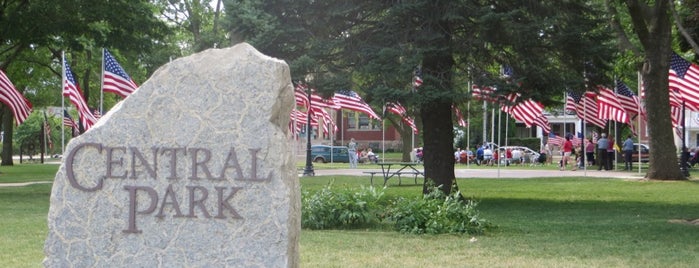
[597, 134, 609, 171]
[585, 138, 595, 167]
[561, 136, 576, 171]
[348, 138, 358, 168]
[544, 142, 553, 165]
[623, 135, 635, 170]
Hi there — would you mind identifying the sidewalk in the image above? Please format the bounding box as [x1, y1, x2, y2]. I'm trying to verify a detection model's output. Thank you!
[312, 167, 645, 180]
[0, 181, 52, 187]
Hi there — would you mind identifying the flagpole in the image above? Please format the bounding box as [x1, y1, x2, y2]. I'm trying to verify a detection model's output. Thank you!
[43, 110, 48, 161]
[497, 108, 501, 178]
[382, 118, 385, 163]
[467, 81, 471, 167]
[505, 113, 509, 146]
[637, 72, 642, 173]
[681, 101, 689, 176]
[490, 108, 495, 145]
[612, 76, 617, 173]
[583, 119, 587, 175]
[563, 92, 567, 165]
[582, 94, 586, 175]
[100, 48, 105, 115]
[614, 117, 618, 171]
[482, 100, 487, 144]
[61, 52, 66, 156]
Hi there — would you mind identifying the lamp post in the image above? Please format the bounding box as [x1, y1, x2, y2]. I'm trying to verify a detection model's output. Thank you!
[302, 80, 315, 176]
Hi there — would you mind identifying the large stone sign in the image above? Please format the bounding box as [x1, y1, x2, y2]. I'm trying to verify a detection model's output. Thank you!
[44, 43, 300, 267]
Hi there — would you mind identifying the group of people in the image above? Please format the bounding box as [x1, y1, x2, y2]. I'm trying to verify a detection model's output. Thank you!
[348, 138, 379, 168]
[557, 133, 637, 171]
[455, 143, 529, 166]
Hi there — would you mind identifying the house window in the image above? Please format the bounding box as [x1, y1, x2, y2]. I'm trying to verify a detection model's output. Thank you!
[346, 111, 381, 130]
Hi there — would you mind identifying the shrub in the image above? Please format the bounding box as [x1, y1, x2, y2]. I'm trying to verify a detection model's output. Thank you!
[301, 184, 384, 229]
[387, 189, 489, 235]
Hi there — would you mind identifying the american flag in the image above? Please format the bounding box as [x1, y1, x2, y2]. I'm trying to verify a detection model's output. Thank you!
[511, 98, 544, 128]
[92, 108, 102, 119]
[453, 105, 467, 128]
[548, 132, 565, 147]
[63, 59, 98, 131]
[0, 70, 32, 125]
[333, 90, 381, 120]
[669, 53, 699, 112]
[102, 49, 138, 98]
[311, 106, 337, 135]
[565, 90, 582, 112]
[413, 66, 423, 88]
[294, 83, 309, 108]
[669, 90, 683, 127]
[386, 102, 418, 134]
[566, 91, 607, 128]
[533, 115, 551, 134]
[572, 132, 583, 147]
[500, 93, 518, 113]
[63, 110, 77, 129]
[311, 93, 341, 110]
[597, 86, 629, 124]
[581, 92, 607, 128]
[472, 84, 497, 102]
[615, 79, 644, 117]
[502, 65, 514, 78]
[500, 92, 547, 130]
[288, 109, 307, 135]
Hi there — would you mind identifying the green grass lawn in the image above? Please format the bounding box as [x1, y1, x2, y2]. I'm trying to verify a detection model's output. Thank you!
[2, 164, 699, 267]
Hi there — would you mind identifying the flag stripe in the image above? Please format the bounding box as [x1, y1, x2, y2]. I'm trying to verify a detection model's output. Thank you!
[387, 102, 418, 134]
[333, 90, 381, 120]
[103, 50, 138, 98]
[597, 86, 629, 124]
[64, 59, 98, 130]
[0, 70, 33, 125]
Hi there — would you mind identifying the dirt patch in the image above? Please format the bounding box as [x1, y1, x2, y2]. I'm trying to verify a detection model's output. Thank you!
[668, 219, 699, 225]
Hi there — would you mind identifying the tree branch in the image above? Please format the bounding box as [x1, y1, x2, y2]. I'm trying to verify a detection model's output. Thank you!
[625, 0, 652, 49]
[669, 0, 699, 54]
[606, 0, 641, 56]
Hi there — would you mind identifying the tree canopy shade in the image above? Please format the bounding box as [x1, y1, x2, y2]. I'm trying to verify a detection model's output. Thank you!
[0, 0, 170, 165]
[224, 0, 616, 193]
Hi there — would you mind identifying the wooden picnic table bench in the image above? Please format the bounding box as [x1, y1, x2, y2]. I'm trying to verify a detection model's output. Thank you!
[363, 162, 424, 186]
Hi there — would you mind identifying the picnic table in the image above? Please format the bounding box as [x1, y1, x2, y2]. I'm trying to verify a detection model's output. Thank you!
[363, 162, 424, 186]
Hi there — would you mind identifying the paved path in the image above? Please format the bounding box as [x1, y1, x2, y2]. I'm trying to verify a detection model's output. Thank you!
[313, 167, 646, 180]
[0, 181, 53, 187]
[1, 166, 645, 188]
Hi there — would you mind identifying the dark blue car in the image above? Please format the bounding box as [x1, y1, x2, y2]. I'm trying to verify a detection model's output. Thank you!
[311, 145, 350, 163]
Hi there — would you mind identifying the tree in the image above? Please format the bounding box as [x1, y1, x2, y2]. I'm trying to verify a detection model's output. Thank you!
[153, 0, 228, 53]
[224, 1, 615, 194]
[606, 0, 686, 180]
[0, 0, 170, 164]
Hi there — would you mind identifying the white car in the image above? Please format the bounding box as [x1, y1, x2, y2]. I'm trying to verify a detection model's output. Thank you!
[497, 146, 542, 164]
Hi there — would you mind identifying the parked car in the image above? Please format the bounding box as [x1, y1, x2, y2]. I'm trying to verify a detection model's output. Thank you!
[497, 146, 542, 165]
[310, 145, 350, 163]
[631, 143, 649, 163]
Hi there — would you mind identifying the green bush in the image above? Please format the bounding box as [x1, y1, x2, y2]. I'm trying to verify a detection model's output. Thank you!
[387, 189, 489, 235]
[301, 184, 384, 229]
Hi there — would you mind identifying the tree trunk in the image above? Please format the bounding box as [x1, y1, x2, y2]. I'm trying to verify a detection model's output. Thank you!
[420, 11, 457, 194]
[385, 117, 416, 162]
[632, 0, 686, 180]
[1, 106, 14, 166]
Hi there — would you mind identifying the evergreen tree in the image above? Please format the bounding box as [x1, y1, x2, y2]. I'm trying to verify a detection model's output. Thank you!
[224, 0, 615, 194]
